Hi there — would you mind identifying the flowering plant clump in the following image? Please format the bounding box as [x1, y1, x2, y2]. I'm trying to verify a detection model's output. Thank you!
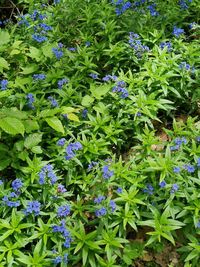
[0, 0, 199, 266]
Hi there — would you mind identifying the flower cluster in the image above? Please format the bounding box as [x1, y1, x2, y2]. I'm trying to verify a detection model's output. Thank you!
[147, 4, 159, 16]
[53, 253, 68, 265]
[33, 74, 46, 80]
[2, 195, 20, 208]
[112, 80, 129, 98]
[173, 26, 185, 37]
[102, 165, 114, 179]
[88, 161, 98, 171]
[129, 32, 149, 56]
[24, 201, 41, 216]
[52, 47, 64, 60]
[12, 178, 23, 192]
[57, 138, 66, 146]
[48, 96, 58, 107]
[160, 41, 172, 52]
[170, 137, 187, 151]
[65, 142, 83, 160]
[94, 196, 116, 217]
[39, 164, 58, 185]
[52, 220, 72, 248]
[179, 0, 192, 10]
[111, 0, 132, 16]
[57, 205, 71, 217]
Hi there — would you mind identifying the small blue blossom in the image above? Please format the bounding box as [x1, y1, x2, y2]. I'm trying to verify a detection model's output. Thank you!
[110, 200, 116, 212]
[174, 137, 187, 145]
[39, 164, 57, 185]
[82, 108, 88, 118]
[179, 62, 191, 70]
[173, 26, 185, 37]
[94, 196, 105, 204]
[185, 164, 195, 173]
[196, 221, 200, 228]
[85, 41, 91, 47]
[143, 184, 154, 195]
[24, 201, 41, 216]
[197, 158, 200, 168]
[52, 48, 64, 60]
[39, 23, 52, 31]
[95, 207, 107, 217]
[9, 192, 17, 198]
[196, 136, 200, 142]
[26, 93, 35, 109]
[159, 180, 166, 188]
[0, 180, 3, 185]
[0, 79, 8, 91]
[68, 47, 76, 51]
[117, 187, 123, 193]
[102, 74, 118, 82]
[89, 73, 98, 79]
[102, 165, 114, 179]
[33, 74, 46, 80]
[88, 161, 98, 170]
[58, 78, 68, 89]
[173, 167, 181, 173]
[171, 184, 179, 194]
[189, 22, 197, 29]
[147, 4, 159, 16]
[65, 142, 83, 160]
[32, 34, 47, 43]
[57, 184, 67, 193]
[12, 179, 23, 191]
[170, 145, 180, 151]
[160, 41, 172, 52]
[112, 81, 129, 98]
[57, 205, 71, 217]
[48, 96, 58, 107]
[53, 256, 62, 265]
[57, 138, 66, 146]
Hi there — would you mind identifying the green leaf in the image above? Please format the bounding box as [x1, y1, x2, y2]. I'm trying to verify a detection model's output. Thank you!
[23, 120, 39, 133]
[20, 65, 38, 75]
[31, 146, 43, 154]
[0, 30, 10, 46]
[81, 95, 94, 107]
[0, 57, 9, 70]
[45, 117, 65, 134]
[0, 117, 25, 135]
[67, 113, 80, 122]
[28, 46, 42, 62]
[24, 133, 43, 149]
[0, 230, 14, 242]
[90, 84, 110, 99]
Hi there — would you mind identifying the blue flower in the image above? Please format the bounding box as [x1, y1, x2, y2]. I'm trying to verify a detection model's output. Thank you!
[57, 138, 66, 146]
[32, 34, 47, 43]
[52, 48, 64, 60]
[95, 207, 107, 217]
[112, 81, 129, 98]
[24, 201, 41, 216]
[82, 108, 88, 118]
[184, 164, 195, 173]
[52, 220, 72, 247]
[159, 180, 166, 188]
[85, 41, 91, 47]
[65, 142, 82, 160]
[57, 184, 67, 193]
[53, 256, 62, 265]
[147, 4, 159, 16]
[38, 164, 57, 185]
[143, 184, 154, 195]
[179, 62, 191, 70]
[58, 78, 68, 89]
[160, 42, 172, 52]
[102, 165, 114, 179]
[173, 26, 184, 37]
[89, 73, 98, 79]
[189, 22, 197, 29]
[116, 187, 123, 193]
[102, 75, 117, 82]
[12, 179, 23, 191]
[39, 23, 52, 31]
[171, 184, 179, 194]
[196, 136, 200, 142]
[170, 145, 180, 151]
[110, 200, 116, 212]
[179, 0, 189, 9]
[33, 74, 46, 80]
[88, 161, 98, 170]
[174, 137, 187, 145]
[173, 167, 181, 173]
[26, 93, 35, 109]
[94, 196, 105, 204]
[197, 158, 200, 168]
[0, 79, 8, 91]
[48, 96, 58, 107]
[0, 180, 3, 185]
[57, 205, 71, 217]
[196, 221, 200, 228]
[68, 47, 76, 51]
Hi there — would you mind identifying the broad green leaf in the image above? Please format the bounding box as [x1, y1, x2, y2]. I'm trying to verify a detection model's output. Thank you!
[81, 95, 94, 107]
[90, 84, 110, 99]
[0, 230, 14, 242]
[31, 146, 43, 154]
[23, 120, 39, 133]
[0, 57, 9, 69]
[0, 117, 25, 135]
[67, 113, 80, 122]
[45, 117, 65, 134]
[28, 46, 42, 62]
[20, 65, 38, 75]
[24, 133, 43, 149]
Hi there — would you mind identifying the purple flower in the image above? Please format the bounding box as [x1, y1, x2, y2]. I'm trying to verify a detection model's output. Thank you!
[170, 145, 180, 151]
[143, 184, 154, 195]
[53, 256, 62, 264]
[173, 26, 184, 37]
[102, 165, 114, 179]
[179, 62, 191, 70]
[160, 42, 172, 52]
[9, 192, 17, 198]
[38, 164, 57, 185]
[0, 79, 8, 90]
[24, 201, 41, 216]
[57, 138, 66, 146]
[57, 205, 71, 217]
[94, 196, 105, 204]
[68, 47, 76, 52]
[197, 158, 200, 168]
[82, 108, 88, 118]
[185, 164, 195, 173]
[39, 23, 52, 31]
[88, 161, 98, 170]
[102, 75, 117, 82]
[159, 180, 166, 188]
[12, 179, 23, 191]
[95, 207, 107, 217]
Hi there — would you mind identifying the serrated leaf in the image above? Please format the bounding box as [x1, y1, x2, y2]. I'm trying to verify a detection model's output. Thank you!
[0, 117, 25, 135]
[24, 133, 43, 149]
[23, 120, 39, 133]
[45, 117, 64, 134]
[81, 95, 94, 107]
[27, 46, 42, 62]
[67, 113, 80, 122]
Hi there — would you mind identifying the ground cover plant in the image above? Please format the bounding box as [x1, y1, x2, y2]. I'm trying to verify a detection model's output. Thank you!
[0, 0, 200, 266]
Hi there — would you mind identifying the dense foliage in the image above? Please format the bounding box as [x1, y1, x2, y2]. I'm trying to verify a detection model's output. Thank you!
[0, 0, 200, 266]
